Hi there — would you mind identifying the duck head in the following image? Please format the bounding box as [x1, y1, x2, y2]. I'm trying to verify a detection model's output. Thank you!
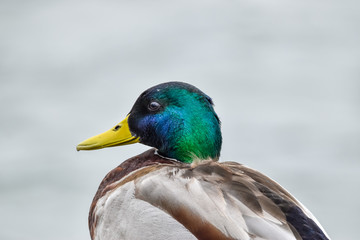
[77, 82, 222, 163]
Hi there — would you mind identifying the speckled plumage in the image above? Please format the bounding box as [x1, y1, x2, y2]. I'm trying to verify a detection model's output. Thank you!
[89, 149, 329, 240]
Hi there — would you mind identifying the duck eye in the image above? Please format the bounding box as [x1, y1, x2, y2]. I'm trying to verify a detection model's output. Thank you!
[148, 101, 161, 112]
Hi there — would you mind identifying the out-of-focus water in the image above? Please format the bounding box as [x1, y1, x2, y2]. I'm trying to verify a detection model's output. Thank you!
[1, 0, 359, 239]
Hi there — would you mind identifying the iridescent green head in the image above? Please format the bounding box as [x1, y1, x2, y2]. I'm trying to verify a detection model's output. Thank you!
[128, 82, 222, 163]
[77, 82, 222, 163]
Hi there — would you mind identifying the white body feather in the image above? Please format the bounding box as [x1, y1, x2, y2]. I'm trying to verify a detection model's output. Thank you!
[91, 162, 329, 240]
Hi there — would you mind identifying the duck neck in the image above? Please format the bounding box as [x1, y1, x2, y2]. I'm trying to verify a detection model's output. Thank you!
[158, 113, 222, 163]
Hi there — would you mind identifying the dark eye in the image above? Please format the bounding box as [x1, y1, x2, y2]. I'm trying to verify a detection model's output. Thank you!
[148, 101, 161, 112]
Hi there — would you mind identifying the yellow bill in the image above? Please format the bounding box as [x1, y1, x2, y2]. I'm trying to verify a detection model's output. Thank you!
[76, 115, 139, 151]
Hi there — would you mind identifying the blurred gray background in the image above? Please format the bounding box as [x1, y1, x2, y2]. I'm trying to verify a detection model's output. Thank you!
[1, 0, 359, 239]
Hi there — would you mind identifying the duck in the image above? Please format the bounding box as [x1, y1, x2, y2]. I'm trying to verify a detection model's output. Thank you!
[77, 81, 330, 240]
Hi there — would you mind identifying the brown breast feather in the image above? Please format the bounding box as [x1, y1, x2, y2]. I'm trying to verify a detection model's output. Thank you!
[88, 148, 180, 239]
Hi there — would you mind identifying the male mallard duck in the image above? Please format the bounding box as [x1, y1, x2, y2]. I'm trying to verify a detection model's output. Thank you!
[77, 82, 329, 240]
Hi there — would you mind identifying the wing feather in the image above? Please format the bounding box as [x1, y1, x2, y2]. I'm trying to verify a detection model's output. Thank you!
[90, 149, 329, 240]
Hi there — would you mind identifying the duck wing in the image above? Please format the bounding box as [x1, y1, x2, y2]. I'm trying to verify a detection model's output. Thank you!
[89, 149, 329, 240]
